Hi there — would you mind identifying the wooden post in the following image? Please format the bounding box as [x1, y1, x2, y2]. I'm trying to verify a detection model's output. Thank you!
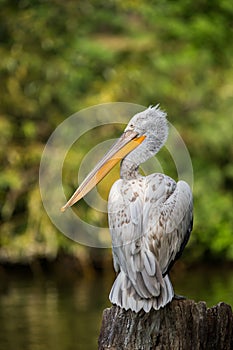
[98, 299, 233, 349]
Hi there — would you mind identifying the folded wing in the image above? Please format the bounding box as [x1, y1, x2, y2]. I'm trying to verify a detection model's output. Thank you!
[108, 173, 193, 312]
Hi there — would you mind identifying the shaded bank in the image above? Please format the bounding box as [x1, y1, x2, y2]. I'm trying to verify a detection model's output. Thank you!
[0, 255, 233, 307]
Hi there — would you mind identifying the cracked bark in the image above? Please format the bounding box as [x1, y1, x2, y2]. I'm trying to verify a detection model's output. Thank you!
[98, 299, 233, 349]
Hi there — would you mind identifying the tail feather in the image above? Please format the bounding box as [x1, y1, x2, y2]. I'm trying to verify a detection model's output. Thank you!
[109, 271, 174, 313]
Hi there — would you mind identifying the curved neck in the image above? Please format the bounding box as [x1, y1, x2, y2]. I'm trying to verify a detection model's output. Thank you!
[120, 158, 140, 180]
[120, 136, 164, 180]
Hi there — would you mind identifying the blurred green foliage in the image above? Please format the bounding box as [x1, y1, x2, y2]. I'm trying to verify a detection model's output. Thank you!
[0, 0, 232, 262]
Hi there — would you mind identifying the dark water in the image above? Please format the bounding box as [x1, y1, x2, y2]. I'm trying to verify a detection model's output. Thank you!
[0, 264, 232, 350]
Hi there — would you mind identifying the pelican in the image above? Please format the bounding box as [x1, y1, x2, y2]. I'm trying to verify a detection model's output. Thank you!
[61, 105, 193, 313]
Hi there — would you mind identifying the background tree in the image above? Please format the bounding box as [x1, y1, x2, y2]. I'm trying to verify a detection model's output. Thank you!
[0, 0, 232, 262]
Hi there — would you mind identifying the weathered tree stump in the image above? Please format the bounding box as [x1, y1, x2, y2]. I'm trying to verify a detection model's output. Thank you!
[98, 299, 233, 349]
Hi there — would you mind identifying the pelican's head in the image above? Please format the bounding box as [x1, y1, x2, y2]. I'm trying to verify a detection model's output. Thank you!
[121, 105, 168, 171]
[124, 105, 168, 149]
[61, 105, 168, 211]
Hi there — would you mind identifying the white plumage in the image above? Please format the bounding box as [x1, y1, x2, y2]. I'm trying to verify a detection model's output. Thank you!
[61, 105, 193, 313]
[108, 174, 192, 312]
[107, 106, 193, 312]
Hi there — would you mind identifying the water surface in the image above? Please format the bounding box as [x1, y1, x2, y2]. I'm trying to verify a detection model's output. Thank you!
[0, 264, 232, 350]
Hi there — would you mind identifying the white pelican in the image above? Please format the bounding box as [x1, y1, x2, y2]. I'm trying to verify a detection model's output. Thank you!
[61, 106, 193, 313]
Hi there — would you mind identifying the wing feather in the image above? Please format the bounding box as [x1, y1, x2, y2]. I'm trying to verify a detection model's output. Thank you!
[144, 177, 193, 275]
[143, 250, 156, 276]
[109, 177, 163, 299]
[108, 173, 193, 311]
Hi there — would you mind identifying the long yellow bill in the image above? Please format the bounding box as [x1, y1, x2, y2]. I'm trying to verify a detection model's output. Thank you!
[61, 130, 145, 212]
